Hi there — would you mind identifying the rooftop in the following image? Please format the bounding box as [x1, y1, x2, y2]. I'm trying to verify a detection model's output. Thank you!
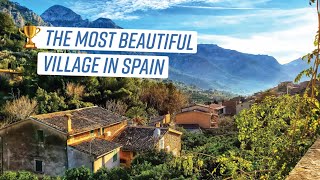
[209, 104, 225, 109]
[148, 115, 165, 125]
[32, 106, 128, 134]
[183, 103, 225, 110]
[112, 126, 168, 152]
[70, 138, 121, 158]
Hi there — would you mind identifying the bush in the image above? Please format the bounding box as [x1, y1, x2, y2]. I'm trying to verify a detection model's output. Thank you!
[0, 171, 38, 180]
[64, 167, 92, 180]
[131, 150, 173, 166]
[93, 167, 130, 180]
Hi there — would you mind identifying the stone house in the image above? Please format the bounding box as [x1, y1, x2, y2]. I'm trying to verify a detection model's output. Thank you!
[175, 103, 225, 129]
[222, 97, 244, 115]
[236, 100, 254, 114]
[112, 126, 182, 167]
[0, 106, 128, 176]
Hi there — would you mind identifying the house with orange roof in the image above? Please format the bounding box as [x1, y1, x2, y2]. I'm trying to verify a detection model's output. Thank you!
[112, 126, 182, 167]
[0, 106, 183, 176]
[175, 103, 226, 129]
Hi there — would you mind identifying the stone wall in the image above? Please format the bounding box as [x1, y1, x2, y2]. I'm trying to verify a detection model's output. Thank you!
[67, 146, 93, 171]
[163, 131, 182, 156]
[0, 119, 68, 176]
[286, 138, 320, 180]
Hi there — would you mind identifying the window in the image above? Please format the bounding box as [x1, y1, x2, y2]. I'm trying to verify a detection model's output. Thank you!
[120, 159, 126, 164]
[37, 130, 44, 143]
[35, 160, 43, 172]
[113, 153, 118, 162]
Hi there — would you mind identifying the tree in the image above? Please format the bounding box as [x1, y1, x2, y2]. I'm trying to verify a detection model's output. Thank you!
[217, 95, 320, 179]
[105, 100, 128, 115]
[66, 82, 85, 100]
[0, 12, 15, 36]
[36, 88, 67, 114]
[296, 0, 320, 99]
[126, 106, 147, 125]
[140, 81, 188, 115]
[2, 96, 37, 124]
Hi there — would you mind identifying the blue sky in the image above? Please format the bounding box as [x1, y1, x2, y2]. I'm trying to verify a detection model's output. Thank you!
[13, 0, 316, 64]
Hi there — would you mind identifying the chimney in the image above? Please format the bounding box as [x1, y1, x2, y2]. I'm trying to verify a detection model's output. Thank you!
[156, 122, 161, 127]
[164, 114, 170, 124]
[65, 113, 72, 133]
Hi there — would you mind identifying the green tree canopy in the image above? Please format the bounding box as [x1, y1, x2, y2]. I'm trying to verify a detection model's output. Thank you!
[218, 95, 320, 179]
[0, 12, 15, 36]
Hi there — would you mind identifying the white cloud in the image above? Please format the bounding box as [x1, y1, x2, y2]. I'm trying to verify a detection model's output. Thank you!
[174, 5, 260, 10]
[198, 8, 317, 64]
[67, 0, 271, 20]
[180, 8, 313, 28]
[204, 0, 271, 8]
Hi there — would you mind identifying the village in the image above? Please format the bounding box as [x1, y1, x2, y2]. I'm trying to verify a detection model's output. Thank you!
[0, 66, 311, 177]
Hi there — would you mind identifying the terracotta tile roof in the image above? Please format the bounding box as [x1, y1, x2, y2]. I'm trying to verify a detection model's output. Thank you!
[183, 104, 209, 109]
[112, 126, 168, 152]
[70, 138, 121, 158]
[32, 106, 128, 134]
[209, 104, 225, 109]
[184, 103, 225, 110]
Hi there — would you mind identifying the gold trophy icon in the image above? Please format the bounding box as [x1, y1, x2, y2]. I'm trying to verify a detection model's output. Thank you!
[19, 25, 41, 48]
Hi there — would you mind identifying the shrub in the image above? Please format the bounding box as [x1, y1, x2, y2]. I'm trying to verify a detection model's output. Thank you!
[2, 96, 37, 123]
[0, 171, 38, 180]
[64, 167, 92, 180]
[93, 167, 131, 180]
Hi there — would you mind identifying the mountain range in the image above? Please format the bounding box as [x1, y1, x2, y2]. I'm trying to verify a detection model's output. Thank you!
[0, 1, 311, 94]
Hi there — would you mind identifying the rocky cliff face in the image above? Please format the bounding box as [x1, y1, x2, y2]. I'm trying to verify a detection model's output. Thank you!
[41, 5, 121, 28]
[0, 0, 50, 27]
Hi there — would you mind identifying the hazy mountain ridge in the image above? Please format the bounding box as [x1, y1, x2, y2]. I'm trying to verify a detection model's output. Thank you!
[1, 2, 309, 95]
[164, 44, 293, 94]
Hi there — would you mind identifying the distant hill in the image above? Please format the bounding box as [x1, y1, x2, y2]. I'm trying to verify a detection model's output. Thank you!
[282, 58, 310, 81]
[0, 0, 50, 27]
[165, 44, 294, 94]
[41, 5, 121, 28]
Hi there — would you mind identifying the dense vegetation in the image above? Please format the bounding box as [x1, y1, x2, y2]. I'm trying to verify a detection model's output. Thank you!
[218, 95, 319, 179]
